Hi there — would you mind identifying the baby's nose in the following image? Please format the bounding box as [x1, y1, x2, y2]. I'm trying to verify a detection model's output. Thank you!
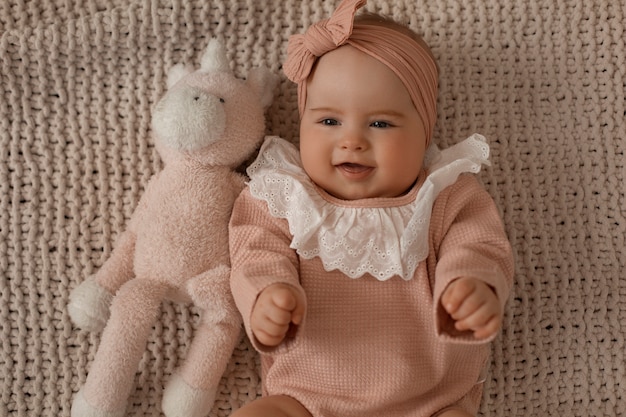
[339, 129, 368, 151]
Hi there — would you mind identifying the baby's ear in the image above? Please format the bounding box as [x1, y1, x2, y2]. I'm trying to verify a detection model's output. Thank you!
[246, 67, 279, 110]
[166, 64, 193, 89]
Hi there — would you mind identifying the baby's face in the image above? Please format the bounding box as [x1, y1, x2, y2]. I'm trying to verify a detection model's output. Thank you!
[299, 45, 427, 200]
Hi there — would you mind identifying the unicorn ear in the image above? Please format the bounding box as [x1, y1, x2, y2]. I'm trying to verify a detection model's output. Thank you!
[166, 64, 193, 88]
[246, 67, 279, 110]
[200, 38, 231, 73]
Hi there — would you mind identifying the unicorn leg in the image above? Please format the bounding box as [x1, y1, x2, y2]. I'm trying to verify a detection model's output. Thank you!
[72, 279, 169, 417]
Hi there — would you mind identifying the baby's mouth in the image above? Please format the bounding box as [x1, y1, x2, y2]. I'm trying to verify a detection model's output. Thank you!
[336, 163, 374, 178]
[338, 163, 370, 172]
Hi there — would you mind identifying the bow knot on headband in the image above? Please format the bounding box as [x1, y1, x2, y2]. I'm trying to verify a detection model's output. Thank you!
[283, 0, 363, 83]
[283, 0, 439, 143]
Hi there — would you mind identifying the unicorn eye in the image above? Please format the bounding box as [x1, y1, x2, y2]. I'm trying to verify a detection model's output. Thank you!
[219, 98, 225, 103]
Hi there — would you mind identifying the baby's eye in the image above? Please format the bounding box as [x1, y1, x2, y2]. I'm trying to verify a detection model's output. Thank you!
[320, 118, 339, 126]
[370, 121, 391, 128]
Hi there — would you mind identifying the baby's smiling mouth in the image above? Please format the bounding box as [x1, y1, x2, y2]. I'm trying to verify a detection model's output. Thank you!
[336, 162, 374, 178]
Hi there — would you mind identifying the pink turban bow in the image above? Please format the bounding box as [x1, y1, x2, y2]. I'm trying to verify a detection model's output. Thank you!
[283, 0, 439, 145]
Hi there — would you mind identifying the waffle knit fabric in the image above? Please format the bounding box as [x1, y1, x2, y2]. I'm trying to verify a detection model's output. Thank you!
[229, 172, 515, 417]
[0, 0, 624, 416]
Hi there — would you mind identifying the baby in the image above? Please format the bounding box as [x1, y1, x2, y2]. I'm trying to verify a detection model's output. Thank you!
[229, 0, 514, 416]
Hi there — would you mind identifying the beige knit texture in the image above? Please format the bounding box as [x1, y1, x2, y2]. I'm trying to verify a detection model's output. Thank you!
[0, 1, 624, 416]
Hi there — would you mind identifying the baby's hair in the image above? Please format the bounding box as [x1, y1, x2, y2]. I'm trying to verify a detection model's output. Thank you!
[354, 12, 438, 69]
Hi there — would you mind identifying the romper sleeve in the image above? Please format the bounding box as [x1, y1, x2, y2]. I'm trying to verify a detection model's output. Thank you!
[229, 187, 306, 353]
[429, 174, 515, 343]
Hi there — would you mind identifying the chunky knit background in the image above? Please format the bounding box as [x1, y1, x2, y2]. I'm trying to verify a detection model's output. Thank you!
[0, 0, 624, 416]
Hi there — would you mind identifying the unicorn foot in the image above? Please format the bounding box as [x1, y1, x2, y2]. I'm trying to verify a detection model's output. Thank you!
[71, 388, 125, 417]
[162, 373, 216, 417]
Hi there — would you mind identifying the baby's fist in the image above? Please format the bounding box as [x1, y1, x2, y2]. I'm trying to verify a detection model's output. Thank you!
[251, 283, 304, 347]
[441, 277, 502, 339]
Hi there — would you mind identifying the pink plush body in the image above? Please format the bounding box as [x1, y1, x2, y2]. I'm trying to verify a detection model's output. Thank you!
[102, 162, 241, 294]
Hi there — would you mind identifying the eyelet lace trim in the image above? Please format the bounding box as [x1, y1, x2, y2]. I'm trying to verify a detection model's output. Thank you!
[247, 134, 490, 280]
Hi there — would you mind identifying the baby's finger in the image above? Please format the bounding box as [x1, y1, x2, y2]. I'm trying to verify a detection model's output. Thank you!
[269, 285, 306, 326]
[462, 314, 501, 340]
[473, 315, 501, 339]
[253, 325, 289, 347]
[450, 293, 486, 321]
[442, 278, 476, 314]
[455, 303, 499, 333]
[262, 304, 295, 327]
[250, 308, 291, 346]
[270, 286, 299, 312]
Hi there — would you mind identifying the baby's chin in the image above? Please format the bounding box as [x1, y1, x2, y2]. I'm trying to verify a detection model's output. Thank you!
[309, 172, 418, 201]
[322, 185, 410, 201]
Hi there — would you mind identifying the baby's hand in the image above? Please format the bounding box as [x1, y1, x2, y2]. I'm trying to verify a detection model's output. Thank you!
[441, 277, 502, 340]
[251, 283, 305, 347]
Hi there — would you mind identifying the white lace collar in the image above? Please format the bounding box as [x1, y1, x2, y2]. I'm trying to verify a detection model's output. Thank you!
[247, 134, 490, 281]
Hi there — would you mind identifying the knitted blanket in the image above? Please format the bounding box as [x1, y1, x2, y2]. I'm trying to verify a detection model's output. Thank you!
[1, 1, 624, 416]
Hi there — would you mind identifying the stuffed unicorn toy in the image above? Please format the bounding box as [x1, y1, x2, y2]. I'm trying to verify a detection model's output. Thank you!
[68, 38, 276, 417]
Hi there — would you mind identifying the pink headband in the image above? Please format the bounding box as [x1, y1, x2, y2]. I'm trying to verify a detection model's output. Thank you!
[283, 0, 439, 144]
